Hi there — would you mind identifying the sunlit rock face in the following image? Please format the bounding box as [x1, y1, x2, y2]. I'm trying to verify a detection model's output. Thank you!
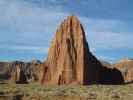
[41, 15, 91, 85]
[41, 16, 124, 85]
[112, 59, 133, 83]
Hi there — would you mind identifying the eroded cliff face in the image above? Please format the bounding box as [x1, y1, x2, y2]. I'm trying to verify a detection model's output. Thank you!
[42, 16, 91, 85]
[0, 62, 11, 82]
[10, 60, 42, 84]
[0, 60, 42, 84]
[41, 16, 124, 85]
[112, 60, 133, 83]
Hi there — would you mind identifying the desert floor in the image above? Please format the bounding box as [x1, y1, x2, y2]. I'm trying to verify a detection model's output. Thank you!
[0, 83, 133, 100]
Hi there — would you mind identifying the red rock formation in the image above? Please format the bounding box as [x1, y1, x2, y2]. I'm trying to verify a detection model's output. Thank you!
[10, 60, 42, 84]
[42, 16, 116, 85]
[0, 62, 11, 82]
[0, 60, 43, 84]
[41, 16, 124, 85]
[112, 59, 133, 83]
[42, 16, 87, 85]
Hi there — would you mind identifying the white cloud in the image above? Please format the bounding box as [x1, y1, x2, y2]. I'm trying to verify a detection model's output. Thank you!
[0, 0, 68, 33]
[0, 0, 68, 55]
[88, 31, 133, 51]
[12, 45, 49, 54]
[79, 16, 133, 51]
[0, 0, 133, 62]
[0, 44, 48, 54]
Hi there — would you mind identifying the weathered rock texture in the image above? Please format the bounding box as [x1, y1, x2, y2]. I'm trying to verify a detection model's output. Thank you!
[112, 59, 133, 83]
[0, 60, 42, 84]
[10, 60, 42, 83]
[41, 16, 124, 85]
[0, 62, 11, 82]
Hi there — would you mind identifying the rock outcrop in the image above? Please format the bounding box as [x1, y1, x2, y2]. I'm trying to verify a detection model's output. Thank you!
[0, 60, 42, 84]
[112, 59, 133, 83]
[10, 60, 42, 83]
[0, 62, 11, 82]
[41, 16, 124, 85]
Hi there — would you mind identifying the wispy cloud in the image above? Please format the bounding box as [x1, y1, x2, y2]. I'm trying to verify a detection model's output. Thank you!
[0, 0, 68, 61]
[0, 0, 68, 33]
[79, 16, 133, 50]
[0, 45, 48, 54]
[79, 16, 133, 62]
[89, 31, 133, 50]
[0, 0, 133, 62]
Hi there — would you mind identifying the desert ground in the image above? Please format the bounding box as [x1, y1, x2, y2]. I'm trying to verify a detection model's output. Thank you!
[0, 83, 133, 100]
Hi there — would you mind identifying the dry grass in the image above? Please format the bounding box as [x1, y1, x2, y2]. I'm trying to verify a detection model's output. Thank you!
[0, 83, 133, 100]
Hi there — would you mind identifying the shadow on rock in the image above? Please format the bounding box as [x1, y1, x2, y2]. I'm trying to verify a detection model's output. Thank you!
[83, 51, 124, 85]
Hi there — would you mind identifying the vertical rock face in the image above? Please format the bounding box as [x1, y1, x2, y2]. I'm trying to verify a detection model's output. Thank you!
[47, 15, 89, 85]
[10, 60, 42, 84]
[0, 62, 11, 82]
[0, 60, 43, 84]
[41, 16, 106, 85]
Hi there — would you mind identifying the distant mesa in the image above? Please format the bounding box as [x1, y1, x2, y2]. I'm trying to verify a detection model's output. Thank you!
[41, 15, 124, 85]
[0, 60, 42, 84]
[112, 59, 133, 83]
[0, 62, 11, 82]
[118, 58, 133, 63]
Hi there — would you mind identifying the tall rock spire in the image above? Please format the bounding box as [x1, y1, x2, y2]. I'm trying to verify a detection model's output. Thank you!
[41, 15, 124, 85]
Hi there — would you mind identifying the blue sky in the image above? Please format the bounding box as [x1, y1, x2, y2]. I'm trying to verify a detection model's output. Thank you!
[0, 0, 133, 63]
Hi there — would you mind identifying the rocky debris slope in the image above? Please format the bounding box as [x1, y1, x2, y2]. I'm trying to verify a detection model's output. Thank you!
[41, 16, 124, 85]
